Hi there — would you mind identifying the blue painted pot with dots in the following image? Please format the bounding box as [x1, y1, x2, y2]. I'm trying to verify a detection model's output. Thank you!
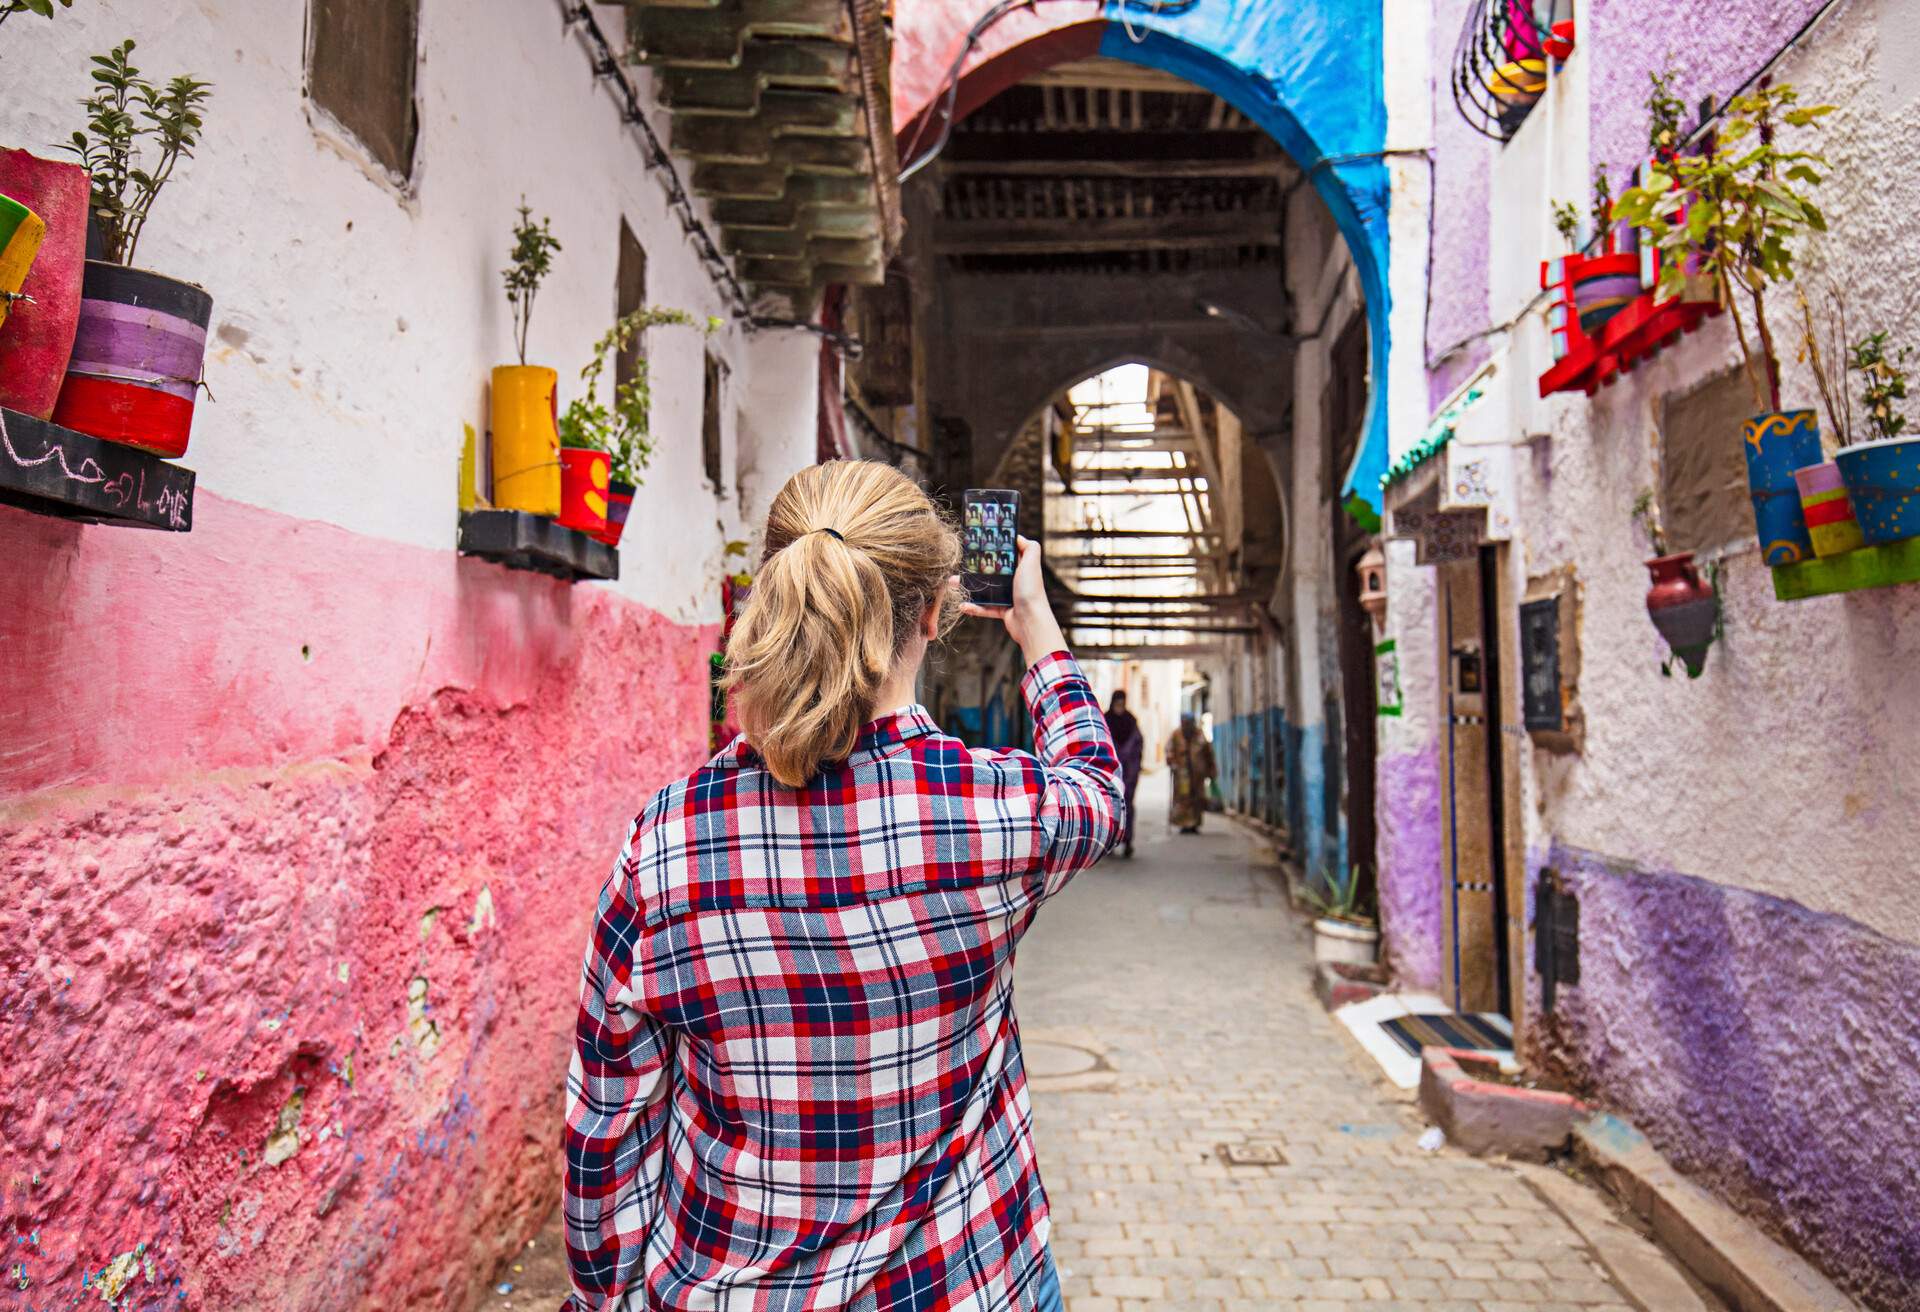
[1743, 410, 1821, 565]
[1836, 435, 1920, 546]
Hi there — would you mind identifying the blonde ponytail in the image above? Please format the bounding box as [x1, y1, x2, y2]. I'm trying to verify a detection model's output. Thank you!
[724, 461, 962, 787]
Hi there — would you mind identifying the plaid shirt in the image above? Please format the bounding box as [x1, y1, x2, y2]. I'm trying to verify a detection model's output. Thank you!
[564, 652, 1122, 1311]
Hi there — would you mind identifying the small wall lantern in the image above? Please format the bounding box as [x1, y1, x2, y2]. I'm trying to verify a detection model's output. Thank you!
[1356, 543, 1387, 631]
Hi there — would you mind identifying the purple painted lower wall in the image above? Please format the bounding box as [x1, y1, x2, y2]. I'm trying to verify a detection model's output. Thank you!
[1531, 843, 1920, 1312]
[1376, 748, 1444, 989]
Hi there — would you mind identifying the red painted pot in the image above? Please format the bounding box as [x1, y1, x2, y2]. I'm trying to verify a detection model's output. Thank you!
[1645, 552, 1717, 678]
[53, 261, 213, 456]
[0, 149, 89, 420]
[558, 447, 610, 536]
[595, 477, 634, 546]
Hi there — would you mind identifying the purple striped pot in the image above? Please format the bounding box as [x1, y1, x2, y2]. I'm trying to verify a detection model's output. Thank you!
[51, 261, 212, 457]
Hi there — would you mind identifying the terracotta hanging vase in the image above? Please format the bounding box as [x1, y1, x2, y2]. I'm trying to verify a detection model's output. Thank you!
[1644, 552, 1717, 678]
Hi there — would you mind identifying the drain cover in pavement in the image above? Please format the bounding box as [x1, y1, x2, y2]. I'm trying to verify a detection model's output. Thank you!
[1217, 1142, 1287, 1167]
[1024, 1041, 1101, 1078]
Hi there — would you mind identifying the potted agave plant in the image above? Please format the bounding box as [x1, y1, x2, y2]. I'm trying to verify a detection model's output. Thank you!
[46, 40, 214, 457]
[1614, 83, 1835, 566]
[557, 306, 716, 545]
[1633, 490, 1717, 678]
[0, 8, 107, 421]
[1304, 864, 1379, 967]
[492, 200, 564, 518]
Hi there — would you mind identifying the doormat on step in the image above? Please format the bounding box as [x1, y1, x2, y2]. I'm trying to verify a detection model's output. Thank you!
[1379, 1012, 1513, 1058]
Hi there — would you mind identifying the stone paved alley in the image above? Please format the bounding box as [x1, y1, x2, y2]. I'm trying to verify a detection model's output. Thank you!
[484, 776, 1709, 1312]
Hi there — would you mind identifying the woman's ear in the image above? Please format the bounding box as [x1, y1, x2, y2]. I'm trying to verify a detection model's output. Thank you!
[919, 593, 942, 641]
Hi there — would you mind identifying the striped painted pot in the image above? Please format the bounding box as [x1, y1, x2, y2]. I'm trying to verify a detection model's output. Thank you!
[0, 193, 47, 332]
[1793, 460, 1865, 557]
[1572, 253, 1640, 338]
[52, 261, 212, 457]
[595, 477, 635, 546]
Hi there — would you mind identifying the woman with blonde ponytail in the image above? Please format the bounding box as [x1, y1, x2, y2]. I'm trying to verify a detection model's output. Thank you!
[563, 460, 1122, 1312]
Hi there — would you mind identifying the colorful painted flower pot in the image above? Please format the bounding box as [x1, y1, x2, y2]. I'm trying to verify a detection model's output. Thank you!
[595, 477, 635, 547]
[490, 365, 561, 516]
[1572, 252, 1640, 337]
[0, 150, 88, 420]
[1645, 552, 1717, 678]
[0, 193, 47, 332]
[1835, 435, 1920, 547]
[1793, 460, 1865, 558]
[51, 261, 213, 456]
[558, 446, 610, 536]
[1742, 410, 1821, 565]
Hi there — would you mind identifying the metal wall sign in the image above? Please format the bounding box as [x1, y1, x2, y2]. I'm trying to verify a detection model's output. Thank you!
[1519, 596, 1563, 732]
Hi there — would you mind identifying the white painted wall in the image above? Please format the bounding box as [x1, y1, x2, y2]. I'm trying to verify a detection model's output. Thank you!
[0, 0, 819, 623]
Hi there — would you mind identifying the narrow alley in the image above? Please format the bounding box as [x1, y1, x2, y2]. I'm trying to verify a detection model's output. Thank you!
[4, 0, 1918, 1309]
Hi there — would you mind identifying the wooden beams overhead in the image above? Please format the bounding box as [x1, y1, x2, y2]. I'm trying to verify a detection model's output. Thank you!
[623, 0, 899, 311]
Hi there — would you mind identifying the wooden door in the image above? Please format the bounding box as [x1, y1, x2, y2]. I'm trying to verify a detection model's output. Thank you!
[1436, 554, 1506, 1014]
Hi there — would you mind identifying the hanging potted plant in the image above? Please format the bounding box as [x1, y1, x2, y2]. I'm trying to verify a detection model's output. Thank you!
[45, 40, 214, 457]
[1303, 864, 1379, 967]
[557, 306, 716, 545]
[1632, 491, 1717, 678]
[1834, 329, 1919, 546]
[492, 200, 563, 517]
[1614, 83, 1835, 566]
[0, 2, 93, 420]
[1792, 285, 1868, 556]
[1565, 166, 1642, 338]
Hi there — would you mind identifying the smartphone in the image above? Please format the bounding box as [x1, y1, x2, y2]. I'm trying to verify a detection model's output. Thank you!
[962, 488, 1020, 608]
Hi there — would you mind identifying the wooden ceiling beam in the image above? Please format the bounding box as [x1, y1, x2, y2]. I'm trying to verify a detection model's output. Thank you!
[939, 157, 1293, 180]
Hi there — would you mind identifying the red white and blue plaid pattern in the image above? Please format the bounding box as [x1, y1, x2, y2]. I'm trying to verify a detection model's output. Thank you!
[564, 652, 1122, 1311]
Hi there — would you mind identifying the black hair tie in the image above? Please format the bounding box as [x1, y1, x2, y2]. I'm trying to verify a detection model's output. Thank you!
[816, 527, 845, 542]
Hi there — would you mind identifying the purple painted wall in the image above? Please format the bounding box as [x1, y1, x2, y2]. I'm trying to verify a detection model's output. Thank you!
[1587, 0, 1832, 184]
[1530, 844, 1920, 1312]
[1376, 749, 1444, 989]
[1426, 0, 1498, 411]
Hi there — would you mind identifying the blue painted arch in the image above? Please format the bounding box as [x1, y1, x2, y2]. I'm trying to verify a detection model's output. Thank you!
[1092, 2, 1392, 516]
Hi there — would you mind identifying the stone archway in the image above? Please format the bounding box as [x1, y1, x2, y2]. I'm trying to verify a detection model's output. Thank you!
[891, 1, 1395, 516]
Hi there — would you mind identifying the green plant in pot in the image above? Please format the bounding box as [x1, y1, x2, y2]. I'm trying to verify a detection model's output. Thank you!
[1614, 82, 1834, 565]
[43, 39, 212, 455]
[491, 200, 564, 518]
[1303, 863, 1379, 966]
[558, 305, 720, 546]
[1832, 325, 1920, 546]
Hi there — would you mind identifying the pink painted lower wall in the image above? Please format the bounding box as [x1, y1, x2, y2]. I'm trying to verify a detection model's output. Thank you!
[0, 494, 718, 1310]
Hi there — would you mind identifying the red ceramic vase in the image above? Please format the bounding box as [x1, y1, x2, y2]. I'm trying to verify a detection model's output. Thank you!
[0, 149, 90, 420]
[1644, 552, 1717, 678]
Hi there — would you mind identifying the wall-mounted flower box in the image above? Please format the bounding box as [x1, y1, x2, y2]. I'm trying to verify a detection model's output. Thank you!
[1770, 536, 1920, 602]
[1537, 246, 1721, 398]
[457, 507, 618, 582]
[0, 406, 194, 530]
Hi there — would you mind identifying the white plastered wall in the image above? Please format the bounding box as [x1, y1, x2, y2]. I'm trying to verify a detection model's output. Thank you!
[0, 0, 820, 624]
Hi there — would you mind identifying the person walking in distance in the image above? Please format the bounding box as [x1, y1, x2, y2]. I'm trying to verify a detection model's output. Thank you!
[562, 461, 1121, 1312]
[1166, 712, 1216, 835]
[1103, 690, 1144, 857]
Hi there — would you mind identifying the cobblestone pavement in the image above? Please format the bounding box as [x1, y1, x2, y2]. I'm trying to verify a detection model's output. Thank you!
[1017, 773, 1656, 1312]
[485, 774, 1683, 1312]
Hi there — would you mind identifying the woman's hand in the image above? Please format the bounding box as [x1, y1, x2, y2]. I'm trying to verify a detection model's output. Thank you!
[960, 536, 1067, 666]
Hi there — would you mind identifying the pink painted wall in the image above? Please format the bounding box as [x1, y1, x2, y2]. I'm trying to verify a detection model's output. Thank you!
[0, 494, 717, 1310]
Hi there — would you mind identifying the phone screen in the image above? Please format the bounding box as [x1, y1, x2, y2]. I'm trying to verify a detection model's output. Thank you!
[961, 488, 1020, 608]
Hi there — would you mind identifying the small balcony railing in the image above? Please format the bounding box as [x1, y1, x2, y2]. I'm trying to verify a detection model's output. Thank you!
[1451, 0, 1575, 142]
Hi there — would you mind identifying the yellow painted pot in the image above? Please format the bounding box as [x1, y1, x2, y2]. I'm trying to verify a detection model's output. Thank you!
[490, 364, 561, 516]
[1486, 58, 1546, 107]
[0, 193, 47, 331]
